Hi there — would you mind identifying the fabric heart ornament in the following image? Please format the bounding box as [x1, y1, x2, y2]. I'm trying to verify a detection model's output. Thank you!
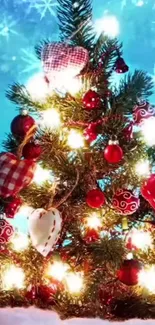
[41, 42, 89, 86]
[0, 153, 36, 198]
[29, 208, 62, 256]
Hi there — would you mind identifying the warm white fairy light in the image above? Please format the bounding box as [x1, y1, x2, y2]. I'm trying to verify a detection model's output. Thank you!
[139, 266, 155, 293]
[141, 117, 155, 146]
[126, 252, 133, 260]
[94, 15, 120, 38]
[46, 261, 69, 281]
[3, 265, 25, 290]
[41, 108, 61, 129]
[11, 233, 29, 252]
[65, 272, 84, 294]
[67, 130, 84, 149]
[65, 77, 83, 96]
[15, 205, 34, 218]
[128, 229, 152, 251]
[33, 164, 53, 185]
[26, 72, 51, 102]
[135, 160, 150, 177]
[86, 213, 101, 229]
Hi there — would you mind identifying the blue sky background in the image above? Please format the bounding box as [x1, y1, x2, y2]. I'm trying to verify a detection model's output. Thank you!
[0, 0, 155, 231]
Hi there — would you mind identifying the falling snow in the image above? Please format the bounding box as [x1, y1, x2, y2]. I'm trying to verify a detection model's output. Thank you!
[26, 0, 58, 19]
[0, 14, 18, 40]
[20, 47, 42, 74]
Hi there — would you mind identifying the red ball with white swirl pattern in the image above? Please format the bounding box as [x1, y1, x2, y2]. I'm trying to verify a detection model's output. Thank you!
[112, 189, 140, 215]
[0, 219, 14, 245]
[133, 101, 155, 126]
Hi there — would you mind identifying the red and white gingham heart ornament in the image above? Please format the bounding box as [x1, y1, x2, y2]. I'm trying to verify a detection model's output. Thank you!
[0, 153, 36, 198]
[29, 208, 62, 256]
[41, 42, 89, 85]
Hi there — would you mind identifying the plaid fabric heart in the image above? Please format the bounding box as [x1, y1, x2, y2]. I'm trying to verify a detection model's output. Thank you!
[41, 43, 89, 84]
[0, 153, 36, 198]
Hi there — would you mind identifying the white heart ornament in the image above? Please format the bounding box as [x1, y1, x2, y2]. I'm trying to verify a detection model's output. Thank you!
[29, 208, 62, 256]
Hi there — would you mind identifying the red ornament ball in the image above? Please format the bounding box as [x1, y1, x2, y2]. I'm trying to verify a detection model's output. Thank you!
[86, 189, 105, 208]
[133, 101, 155, 126]
[118, 259, 142, 286]
[22, 142, 42, 160]
[104, 143, 123, 164]
[141, 174, 155, 209]
[114, 57, 129, 74]
[0, 219, 14, 244]
[84, 229, 99, 244]
[11, 114, 35, 137]
[112, 189, 140, 215]
[4, 197, 22, 219]
[83, 90, 101, 110]
[84, 121, 102, 143]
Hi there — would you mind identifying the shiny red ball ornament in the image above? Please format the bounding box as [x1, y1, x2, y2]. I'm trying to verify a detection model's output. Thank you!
[104, 141, 123, 164]
[86, 189, 105, 208]
[22, 142, 42, 160]
[0, 219, 14, 244]
[84, 229, 99, 244]
[4, 197, 22, 219]
[141, 174, 155, 209]
[11, 114, 35, 137]
[133, 101, 155, 126]
[112, 189, 140, 215]
[114, 57, 129, 74]
[83, 90, 101, 110]
[84, 121, 102, 143]
[118, 259, 142, 286]
[25, 285, 36, 300]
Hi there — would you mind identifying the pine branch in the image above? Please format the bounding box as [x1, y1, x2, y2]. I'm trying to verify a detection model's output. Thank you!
[35, 39, 52, 60]
[114, 70, 154, 114]
[2, 133, 21, 154]
[57, 0, 95, 51]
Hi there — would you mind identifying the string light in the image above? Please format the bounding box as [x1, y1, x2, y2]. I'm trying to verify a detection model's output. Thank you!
[141, 117, 155, 146]
[135, 160, 150, 177]
[127, 229, 152, 251]
[139, 266, 155, 293]
[33, 164, 53, 185]
[11, 233, 29, 252]
[86, 212, 101, 229]
[46, 261, 69, 281]
[67, 130, 84, 149]
[94, 15, 120, 38]
[65, 77, 83, 96]
[26, 72, 51, 102]
[41, 108, 61, 129]
[15, 205, 34, 218]
[126, 252, 133, 260]
[2, 265, 25, 290]
[65, 272, 84, 294]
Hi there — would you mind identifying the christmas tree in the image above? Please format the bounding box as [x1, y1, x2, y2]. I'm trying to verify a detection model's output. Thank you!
[1, 0, 155, 320]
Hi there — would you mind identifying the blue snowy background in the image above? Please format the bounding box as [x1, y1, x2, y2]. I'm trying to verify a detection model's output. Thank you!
[0, 0, 155, 232]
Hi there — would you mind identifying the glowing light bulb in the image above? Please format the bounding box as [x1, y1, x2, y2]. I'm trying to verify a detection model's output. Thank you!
[86, 213, 101, 229]
[128, 229, 152, 251]
[126, 252, 133, 260]
[3, 265, 25, 290]
[26, 72, 51, 102]
[139, 266, 155, 293]
[41, 109, 61, 129]
[11, 233, 29, 252]
[15, 205, 34, 218]
[141, 117, 155, 146]
[67, 130, 84, 149]
[94, 15, 120, 38]
[135, 160, 150, 177]
[33, 165, 53, 185]
[46, 261, 69, 281]
[65, 272, 84, 294]
[65, 78, 82, 96]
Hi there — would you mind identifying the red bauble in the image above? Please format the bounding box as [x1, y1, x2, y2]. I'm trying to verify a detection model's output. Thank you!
[22, 142, 42, 160]
[141, 174, 155, 209]
[83, 90, 101, 110]
[114, 57, 129, 74]
[0, 219, 14, 244]
[84, 229, 99, 243]
[84, 122, 101, 143]
[133, 101, 155, 126]
[118, 259, 142, 286]
[86, 189, 105, 208]
[104, 142, 123, 164]
[26, 284, 57, 302]
[123, 122, 133, 141]
[112, 189, 140, 215]
[11, 114, 35, 137]
[4, 197, 22, 219]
